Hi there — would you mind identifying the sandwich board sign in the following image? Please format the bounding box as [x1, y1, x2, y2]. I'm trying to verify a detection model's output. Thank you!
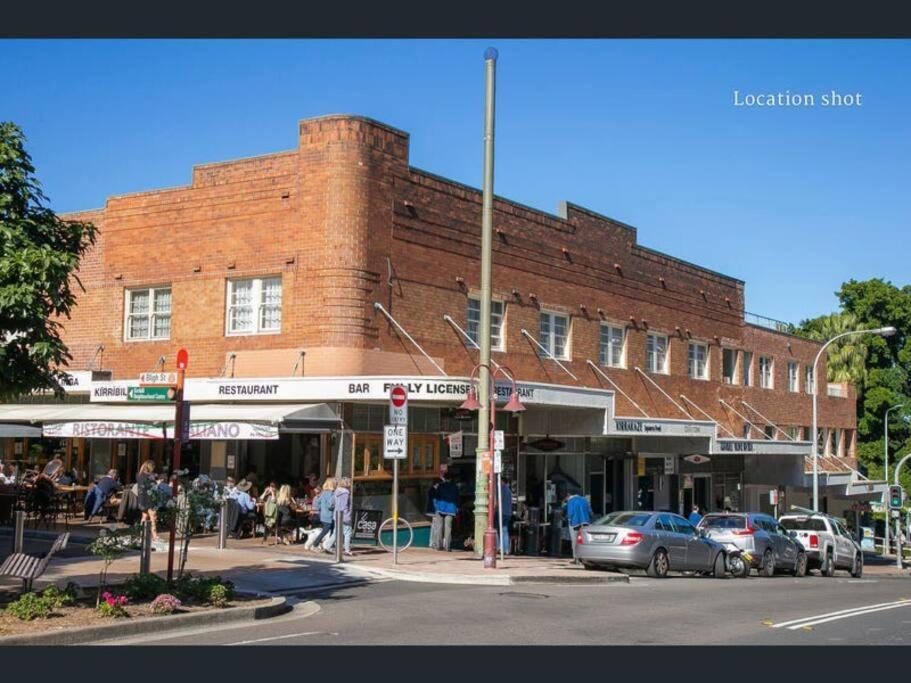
[389, 385, 408, 427]
[383, 425, 407, 460]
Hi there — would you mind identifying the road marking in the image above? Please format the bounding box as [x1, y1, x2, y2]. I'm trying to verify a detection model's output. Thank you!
[771, 599, 911, 630]
[225, 631, 339, 645]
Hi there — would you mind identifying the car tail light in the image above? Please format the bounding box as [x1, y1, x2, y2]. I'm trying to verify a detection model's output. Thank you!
[732, 522, 755, 536]
[576, 531, 584, 545]
[809, 534, 818, 549]
[620, 531, 643, 546]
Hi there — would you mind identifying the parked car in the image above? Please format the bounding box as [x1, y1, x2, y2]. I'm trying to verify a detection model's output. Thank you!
[698, 512, 807, 577]
[576, 510, 729, 578]
[779, 512, 863, 577]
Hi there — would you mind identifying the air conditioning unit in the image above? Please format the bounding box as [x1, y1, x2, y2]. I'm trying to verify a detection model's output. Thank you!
[722, 377, 732, 384]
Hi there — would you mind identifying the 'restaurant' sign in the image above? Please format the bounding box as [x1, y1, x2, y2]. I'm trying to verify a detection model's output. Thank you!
[608, 417, 715, 438]
[43, 421, 279, 440]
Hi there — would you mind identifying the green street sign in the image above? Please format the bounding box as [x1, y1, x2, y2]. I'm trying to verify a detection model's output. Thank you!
[127, 386, 176, 402]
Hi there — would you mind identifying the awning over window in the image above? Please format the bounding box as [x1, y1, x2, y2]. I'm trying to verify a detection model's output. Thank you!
[0, 403, 342, 440]
[0, 424, 42, 438]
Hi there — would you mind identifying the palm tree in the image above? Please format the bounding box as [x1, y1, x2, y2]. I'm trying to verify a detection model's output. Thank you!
[799, 312, 868, 386]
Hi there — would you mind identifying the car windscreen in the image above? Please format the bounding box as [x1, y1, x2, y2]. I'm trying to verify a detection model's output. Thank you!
[595, 512, 652, 527]
[701, 515, 745, 529]
[780, 517, 827, 532]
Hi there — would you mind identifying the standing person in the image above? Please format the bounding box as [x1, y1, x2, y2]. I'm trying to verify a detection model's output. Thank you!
[495, 478, 514, 556]
[137, 460, 162, 544]
[431, 473, 459, 552]
[325, 477, 354, 556]
[688, 504, 703, 526]
[311, 478, 336, 551]
[563, 490, 593, 564]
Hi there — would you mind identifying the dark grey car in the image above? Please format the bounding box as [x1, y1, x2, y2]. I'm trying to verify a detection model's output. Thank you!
[698, 512, 807, 577]
[576, 510, 728, 578]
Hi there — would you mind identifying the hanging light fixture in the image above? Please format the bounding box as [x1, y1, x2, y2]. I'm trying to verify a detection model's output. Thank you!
[503, 390, 526, 413]
[459, 386, 483, 412]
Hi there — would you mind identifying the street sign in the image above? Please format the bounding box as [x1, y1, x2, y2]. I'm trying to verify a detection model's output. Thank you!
[769, 489, 779, 505]
[493, 429, 505, 451]
[383, 425, 407, 459]
[389, 385, 408, 426]
[494, 449, 502, 474]
[139, 372, 178, 386]
[179, 401, 191, 441]
[176, 349, 189, 370]
[663, 455, 677, 474]
[127, 386, 176, 402]
[447, 430, 463, 458]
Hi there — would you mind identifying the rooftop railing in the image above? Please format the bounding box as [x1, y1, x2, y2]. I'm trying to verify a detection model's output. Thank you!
[744, 311, 796, 334]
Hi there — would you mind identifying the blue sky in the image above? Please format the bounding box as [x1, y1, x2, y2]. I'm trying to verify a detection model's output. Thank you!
[2, 39, 908, 323]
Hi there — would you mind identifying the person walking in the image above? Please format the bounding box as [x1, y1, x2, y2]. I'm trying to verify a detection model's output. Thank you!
[431, 473, 459, 551]
[311, 477, 336, 551]
[564, 491, 593, 564]
[137, 460, 162, 545]
[495, 478, 514, 556]
[688, 504, 703, 526]
[325, 477, 354, 556]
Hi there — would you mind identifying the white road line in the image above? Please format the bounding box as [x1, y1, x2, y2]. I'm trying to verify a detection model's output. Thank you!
[225, 631, 338, 645]
[771, 599, 911, 629]
[787, 602, 911, 630]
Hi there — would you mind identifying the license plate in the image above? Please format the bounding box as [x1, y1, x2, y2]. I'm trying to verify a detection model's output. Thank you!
[589, 533, 616, 543]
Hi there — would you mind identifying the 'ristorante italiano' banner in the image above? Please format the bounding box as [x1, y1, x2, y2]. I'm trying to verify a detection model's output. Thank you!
[43, 421, 279, 440]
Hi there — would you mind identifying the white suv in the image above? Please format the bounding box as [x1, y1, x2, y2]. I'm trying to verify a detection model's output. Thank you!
[778, 513, 863, 578]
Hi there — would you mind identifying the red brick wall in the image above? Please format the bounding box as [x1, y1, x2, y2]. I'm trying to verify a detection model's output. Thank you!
[57, 114, 855, 445]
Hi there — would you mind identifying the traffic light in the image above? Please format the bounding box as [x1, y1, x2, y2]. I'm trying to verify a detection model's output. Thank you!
[889, 485, 904, 510]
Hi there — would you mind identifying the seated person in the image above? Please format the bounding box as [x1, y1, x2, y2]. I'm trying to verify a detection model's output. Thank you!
[226, 478, 256, 537]
[83, 469, 121, 519]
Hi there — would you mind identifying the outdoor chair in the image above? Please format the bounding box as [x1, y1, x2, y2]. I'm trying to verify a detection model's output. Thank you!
[28, 479, 66, 531]
[0, 531, 69, 593]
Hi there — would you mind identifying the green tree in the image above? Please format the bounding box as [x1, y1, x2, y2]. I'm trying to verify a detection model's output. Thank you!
[799, 312, 869, 387]
[0, 122, 97, 400]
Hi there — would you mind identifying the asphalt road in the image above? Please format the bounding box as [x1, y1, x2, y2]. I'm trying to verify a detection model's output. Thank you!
[99, 572, 911, 646]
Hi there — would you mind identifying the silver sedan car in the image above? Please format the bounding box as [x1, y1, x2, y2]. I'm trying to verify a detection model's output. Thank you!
[576, 510, 728, 578]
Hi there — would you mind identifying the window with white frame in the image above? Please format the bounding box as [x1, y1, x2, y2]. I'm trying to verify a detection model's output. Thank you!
[646, 333, 669, 374]
[832, 428, 841, 457]
[786, 426, 800, 440]
[787, 361, 799, 393]
[599, 324, 625, 368]
[759, 356, 773, 389]
[688, 342, 708, 380]
[125, 286, 171, 341]
[226, 277, 282, 335]
[467, 297, 505, 351]
[742, 351, 753, 387]
[722, 348, 737, 384]
[805, 365, 815, 395]
[538, 311, 570, 360]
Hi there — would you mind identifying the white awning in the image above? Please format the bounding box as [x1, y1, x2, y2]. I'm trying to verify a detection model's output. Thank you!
[0, 424, 42, 438]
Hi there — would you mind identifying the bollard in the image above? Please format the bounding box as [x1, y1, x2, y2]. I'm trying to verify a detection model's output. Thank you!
[217, 499, 228, 550]
[139, 520, 152, 575]
[334, 507, 343, 563]
[13, 510, 25, 554]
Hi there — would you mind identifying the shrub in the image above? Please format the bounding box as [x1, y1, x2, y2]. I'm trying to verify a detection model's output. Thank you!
[96, 591, 129, 618]
[171, 574, 234, 605]
[122, 573, 168, 601]
[149, 594, 182, 615]
[207, 584, 231, 608]
[6, 592, 52, 621]
[41, 583, 77, 608]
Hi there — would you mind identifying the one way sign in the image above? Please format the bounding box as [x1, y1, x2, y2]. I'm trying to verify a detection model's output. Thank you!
[384, 425, 408, 460]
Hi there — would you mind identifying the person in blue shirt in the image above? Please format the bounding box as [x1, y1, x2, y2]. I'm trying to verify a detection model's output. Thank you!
[495, 479, 513, 555]
[430, 474, 459, 551]
[310, 478, 336, 551]
[688, 505, 703, 527]
[563, 491, 593, 563]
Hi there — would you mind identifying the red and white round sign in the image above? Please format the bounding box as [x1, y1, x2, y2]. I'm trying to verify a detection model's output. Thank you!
[390, 385, 407, 407]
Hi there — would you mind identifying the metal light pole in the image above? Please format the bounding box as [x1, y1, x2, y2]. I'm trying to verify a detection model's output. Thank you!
[811, 327, 896, 512]
[884, 403, 904, 555]
[473, 47, 498, 557]
[894, 453, 911, 569]
[461, 363, 525, 568]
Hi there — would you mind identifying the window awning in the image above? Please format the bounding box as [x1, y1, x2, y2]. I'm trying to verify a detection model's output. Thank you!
[0, 403, 342, 440]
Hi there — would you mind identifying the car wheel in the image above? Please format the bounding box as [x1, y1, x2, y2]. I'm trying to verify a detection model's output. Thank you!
[823, 551, 835, 577]
[582, 562, 598, 571]
[729, 555, 749, 578]
[793, 552, 807, 577]
[761, 549, 775, 577]
[647, 548, 669, 578]
[713, 552, 727, 578]
[851, 552, 863, 578]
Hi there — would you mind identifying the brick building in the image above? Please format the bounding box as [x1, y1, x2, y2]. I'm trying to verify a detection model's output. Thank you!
[0, 115, 879, 546]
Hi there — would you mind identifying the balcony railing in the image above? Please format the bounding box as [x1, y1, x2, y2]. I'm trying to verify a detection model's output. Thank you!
[744, 311, 795, 334]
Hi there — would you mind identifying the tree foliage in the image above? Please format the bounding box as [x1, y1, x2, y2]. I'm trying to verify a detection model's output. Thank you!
[798, 278, 911, 488]
[0, 122, 97, 400]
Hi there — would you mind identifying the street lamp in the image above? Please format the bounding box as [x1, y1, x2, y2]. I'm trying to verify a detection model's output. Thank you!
[812, 326, 896, 512]
[884, 403, 905, 555]
[460, 363, 525, 568]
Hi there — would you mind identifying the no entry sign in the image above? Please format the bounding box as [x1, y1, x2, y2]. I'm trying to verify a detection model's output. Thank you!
[389, 385, 408, 426]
